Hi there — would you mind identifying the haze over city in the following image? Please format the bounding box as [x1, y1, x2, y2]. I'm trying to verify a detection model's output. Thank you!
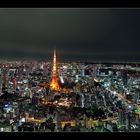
[0, 8, 140, 62]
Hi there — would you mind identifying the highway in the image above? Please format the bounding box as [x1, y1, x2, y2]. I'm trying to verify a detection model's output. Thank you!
[27, 116, 118, 129]
[94, 78, 132, 105]
[60, 117, 118, 128]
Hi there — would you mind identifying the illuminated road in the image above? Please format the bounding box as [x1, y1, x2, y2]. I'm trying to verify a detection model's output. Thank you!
[27, 116, 118, 129]
[60, 117, 118, 128]
[94, 78, 132, 105]
[107, 88, 131, 104]
[94, 77, 140, 127]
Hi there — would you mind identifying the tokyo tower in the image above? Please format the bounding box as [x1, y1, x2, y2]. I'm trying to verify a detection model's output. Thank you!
[50, 50, 60, 90]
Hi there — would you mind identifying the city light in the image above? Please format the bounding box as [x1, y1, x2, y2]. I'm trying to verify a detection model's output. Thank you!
[0, 51, 140, 132]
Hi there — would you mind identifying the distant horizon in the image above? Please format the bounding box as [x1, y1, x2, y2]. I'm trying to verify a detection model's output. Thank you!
[0, 58, 140, 64]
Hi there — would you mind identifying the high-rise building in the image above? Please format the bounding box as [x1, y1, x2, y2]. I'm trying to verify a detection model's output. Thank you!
[50, 50, 60, 90]
[2, 69, 8, 92]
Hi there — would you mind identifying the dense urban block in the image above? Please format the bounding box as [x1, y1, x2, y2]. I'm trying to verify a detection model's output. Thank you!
[0, 51, 140, 132]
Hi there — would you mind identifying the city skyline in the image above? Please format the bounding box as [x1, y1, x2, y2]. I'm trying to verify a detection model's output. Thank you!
[0, 8, 140, 62]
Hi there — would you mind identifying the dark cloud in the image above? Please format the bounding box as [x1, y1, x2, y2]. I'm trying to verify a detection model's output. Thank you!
[0, 8, 140, 62]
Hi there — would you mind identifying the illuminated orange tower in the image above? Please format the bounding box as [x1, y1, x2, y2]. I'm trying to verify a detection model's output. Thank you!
[50, 50, 60, 90]
[12, 78, 17, 90]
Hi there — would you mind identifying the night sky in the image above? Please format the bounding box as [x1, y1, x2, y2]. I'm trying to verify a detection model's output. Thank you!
[0, 8, 140, 62]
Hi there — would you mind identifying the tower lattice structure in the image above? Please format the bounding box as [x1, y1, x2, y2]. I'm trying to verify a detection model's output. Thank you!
[50, 50, 60, 90]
